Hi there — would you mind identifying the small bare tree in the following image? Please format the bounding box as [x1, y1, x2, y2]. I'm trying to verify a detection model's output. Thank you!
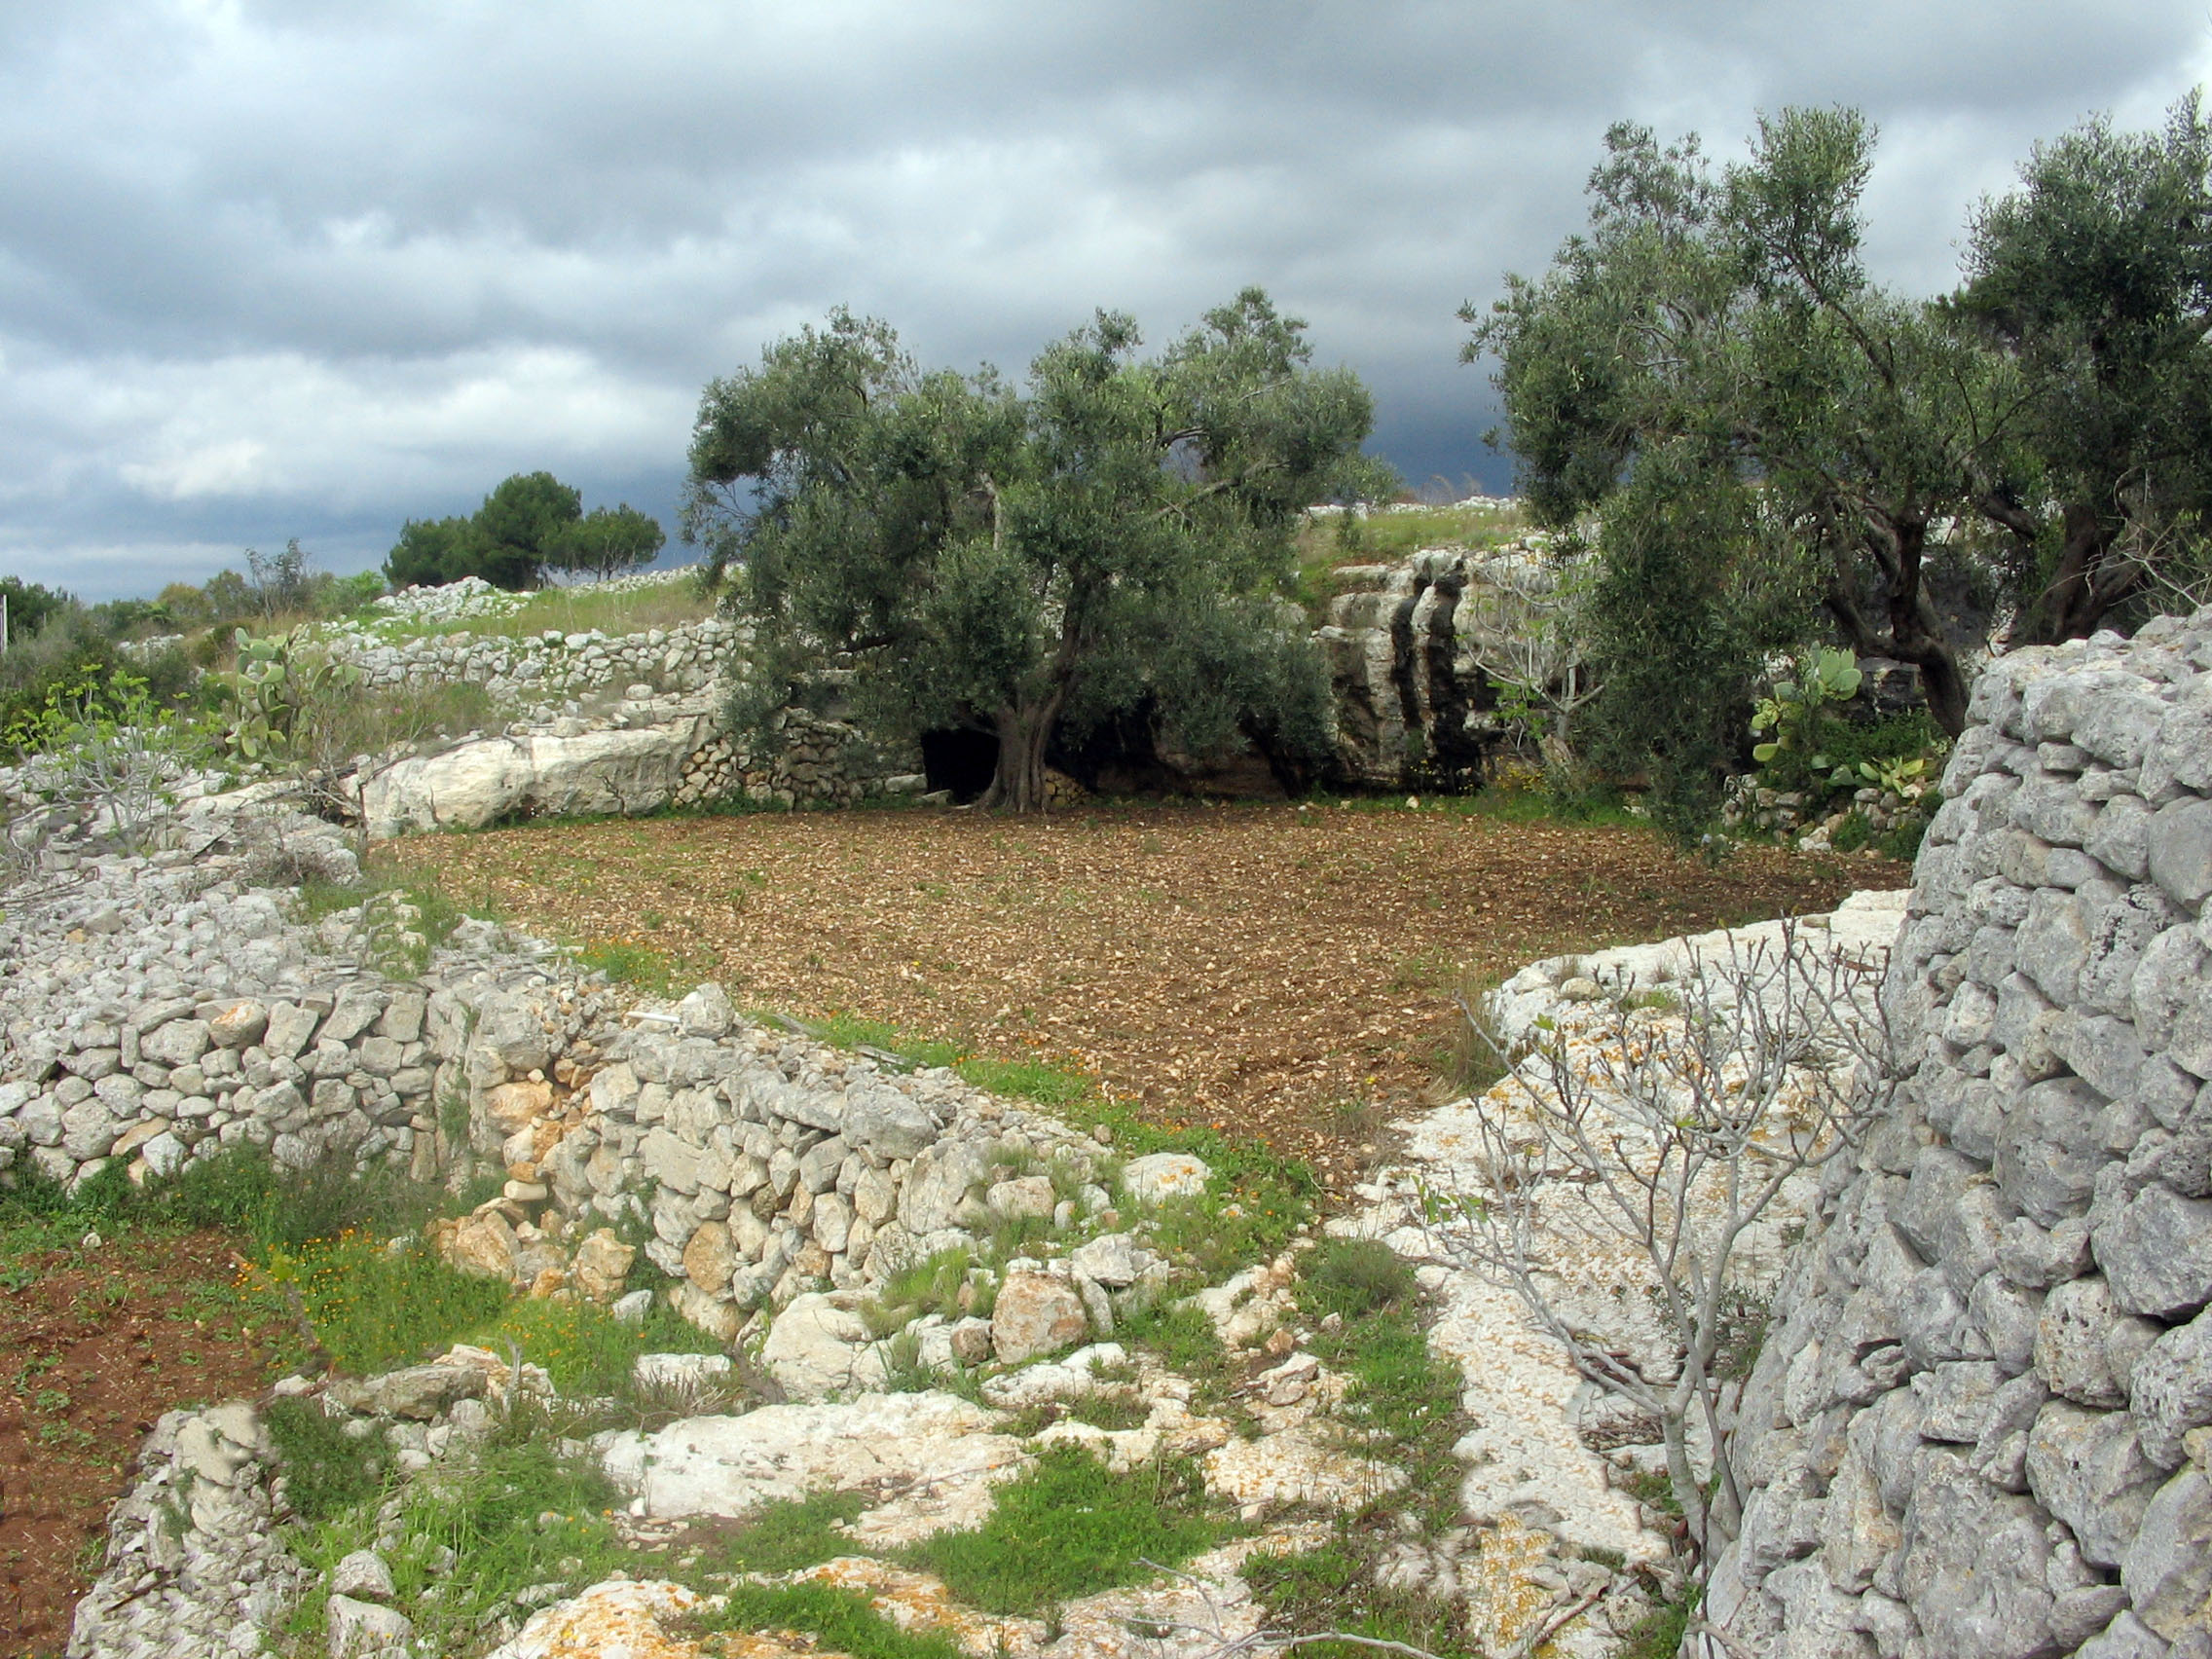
[1426, 922, 1894, 1561]
[1456, 543, 1603, 770]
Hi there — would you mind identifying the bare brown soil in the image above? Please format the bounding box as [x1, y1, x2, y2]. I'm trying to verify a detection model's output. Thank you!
[1, 1230, 276, 1655]
[386, 800, 1884, 1180]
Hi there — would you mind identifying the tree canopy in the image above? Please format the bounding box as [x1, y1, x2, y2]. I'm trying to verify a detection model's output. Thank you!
[683, 290, 1387, 810]
[385, 472, 662, 591]
[1469, 96, 2212, 829]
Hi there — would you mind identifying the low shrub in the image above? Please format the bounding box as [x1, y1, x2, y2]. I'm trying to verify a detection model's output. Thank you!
[264, 1394, 387, 1525]
[1300, 1237, 1416, 1323]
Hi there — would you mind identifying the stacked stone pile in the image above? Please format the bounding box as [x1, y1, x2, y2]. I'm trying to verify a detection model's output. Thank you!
[1713, 612, 2212, 1659]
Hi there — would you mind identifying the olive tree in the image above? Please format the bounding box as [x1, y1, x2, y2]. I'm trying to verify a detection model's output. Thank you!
[682, 290, 1385, 810]
[1956, 93, 2212, 640]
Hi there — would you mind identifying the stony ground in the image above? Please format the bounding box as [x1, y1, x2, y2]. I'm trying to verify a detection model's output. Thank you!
[383, 800, 1880, 1183]
[1, 1229, 276, 1652]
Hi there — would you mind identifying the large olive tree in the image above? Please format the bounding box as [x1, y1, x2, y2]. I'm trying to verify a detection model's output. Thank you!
[682, 290, 1384, 810]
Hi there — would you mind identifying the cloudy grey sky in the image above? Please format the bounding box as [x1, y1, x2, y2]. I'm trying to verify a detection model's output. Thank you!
[1, 1, 2205, 600]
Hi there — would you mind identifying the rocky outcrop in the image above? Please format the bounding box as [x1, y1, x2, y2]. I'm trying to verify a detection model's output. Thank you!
[1318, 541, 1579, 791]
[354, 692, 925, 834]
[1714, 612, 2212, 1659]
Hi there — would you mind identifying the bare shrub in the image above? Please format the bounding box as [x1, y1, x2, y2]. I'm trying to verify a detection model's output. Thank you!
[1425, 922, 1895, 1559]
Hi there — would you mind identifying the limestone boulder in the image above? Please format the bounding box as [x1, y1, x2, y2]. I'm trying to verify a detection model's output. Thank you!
[760, 1292, 886, 1400]
[598, 1391, 1023, 1542]
[992, 1268, 1088, 1363]
[359, 716, 712, 836]
[1122, 1152, 1211, 1205]
[327, 1594, 413, 1658]
[2131, 1308, 2212, 1468]
[571, 1228, 636, 1304]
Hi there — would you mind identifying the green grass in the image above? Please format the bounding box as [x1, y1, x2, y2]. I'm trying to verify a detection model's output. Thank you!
[315, 571, 715, 650]
[697, 1491, 866, 1575]
[691, 1582, 968, 1659]
[578, 937, 699, 996]
[468, 1293, 724, 1397]
[1618, 1586, 1700, 1659]
[1118, 1299, 1225, 1378]
[1299, 1242, 1468, 1531]
[1300, 1238, 1417, 1323]
[901, 1443, 1228, 1616]
[256, 1233, 511, 1376]
[284, 1407, 641, 1656]
[291, 856, 471, 977]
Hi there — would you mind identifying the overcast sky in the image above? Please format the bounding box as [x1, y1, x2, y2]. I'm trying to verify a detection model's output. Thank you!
[0, 1, 2205, 600]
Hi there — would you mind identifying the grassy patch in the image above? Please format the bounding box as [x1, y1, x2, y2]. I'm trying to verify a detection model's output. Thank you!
[691, 1582, 967, 1659]
[1298, 1240, 1467, 1531]
[902, 1444, 1227, 1616]
[577, 936, 701, 996]
[1300, 1238, 1416, 1323]
[253, 1232, 511, 1376]
[290, 853, 471, 977]
[697, 1491, 866, 1576]
[467, 1293, 725, 1398]
[1618, 1584, 1699, 1659]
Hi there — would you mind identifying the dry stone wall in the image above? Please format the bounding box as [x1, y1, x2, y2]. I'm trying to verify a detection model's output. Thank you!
[1714, 613, 2212, 1659]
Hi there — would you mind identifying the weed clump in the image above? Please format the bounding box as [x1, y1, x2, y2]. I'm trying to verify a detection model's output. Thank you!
[692, 1582, 967, 1659]
[697, 1491, 866, 1576]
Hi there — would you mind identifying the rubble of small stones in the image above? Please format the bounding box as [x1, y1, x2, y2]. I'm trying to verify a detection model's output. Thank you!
[1710, 612, 2212, 1659]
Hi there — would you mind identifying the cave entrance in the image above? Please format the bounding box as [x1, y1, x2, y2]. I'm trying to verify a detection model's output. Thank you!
[920, 727, 1000, 804]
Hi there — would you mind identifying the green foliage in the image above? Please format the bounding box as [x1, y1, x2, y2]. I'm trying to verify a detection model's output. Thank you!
[0, 656, 211, 854]
[697, 1491, 866, 1576]
[692, 1583, 968, 1659]
[1881, 811, 1931, 863]
[264, 1395, 388, 1524]
[1827, 810, 1873, 854]
[214, 625, 362, 764]
[284, 1411, 638, 1656]
[1618, 1584, 1701, 1659]
[1957, 93, 2212, 640]
[901, 1444, 1224, 1615]
[685, 291, 1386, 811]
[385, 473, 664, 592]
[1576, 446, 1813, 840]
[1749, 648, 1862, 765]
[0, 575, 73, 643]
[1247, 1532, 1473, 1659]
[468, 1293, 724, 1398]
[548, 503, 666, 582]
[1119, 1298, 1225, 1378]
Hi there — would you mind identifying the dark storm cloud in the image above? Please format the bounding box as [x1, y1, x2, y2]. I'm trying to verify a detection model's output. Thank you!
[0, 0, 2203, 594]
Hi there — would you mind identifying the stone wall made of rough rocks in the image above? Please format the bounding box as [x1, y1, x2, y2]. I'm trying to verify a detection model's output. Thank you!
[1713, 612, 2212, 1659]
[428, 975, 1186, 1388]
